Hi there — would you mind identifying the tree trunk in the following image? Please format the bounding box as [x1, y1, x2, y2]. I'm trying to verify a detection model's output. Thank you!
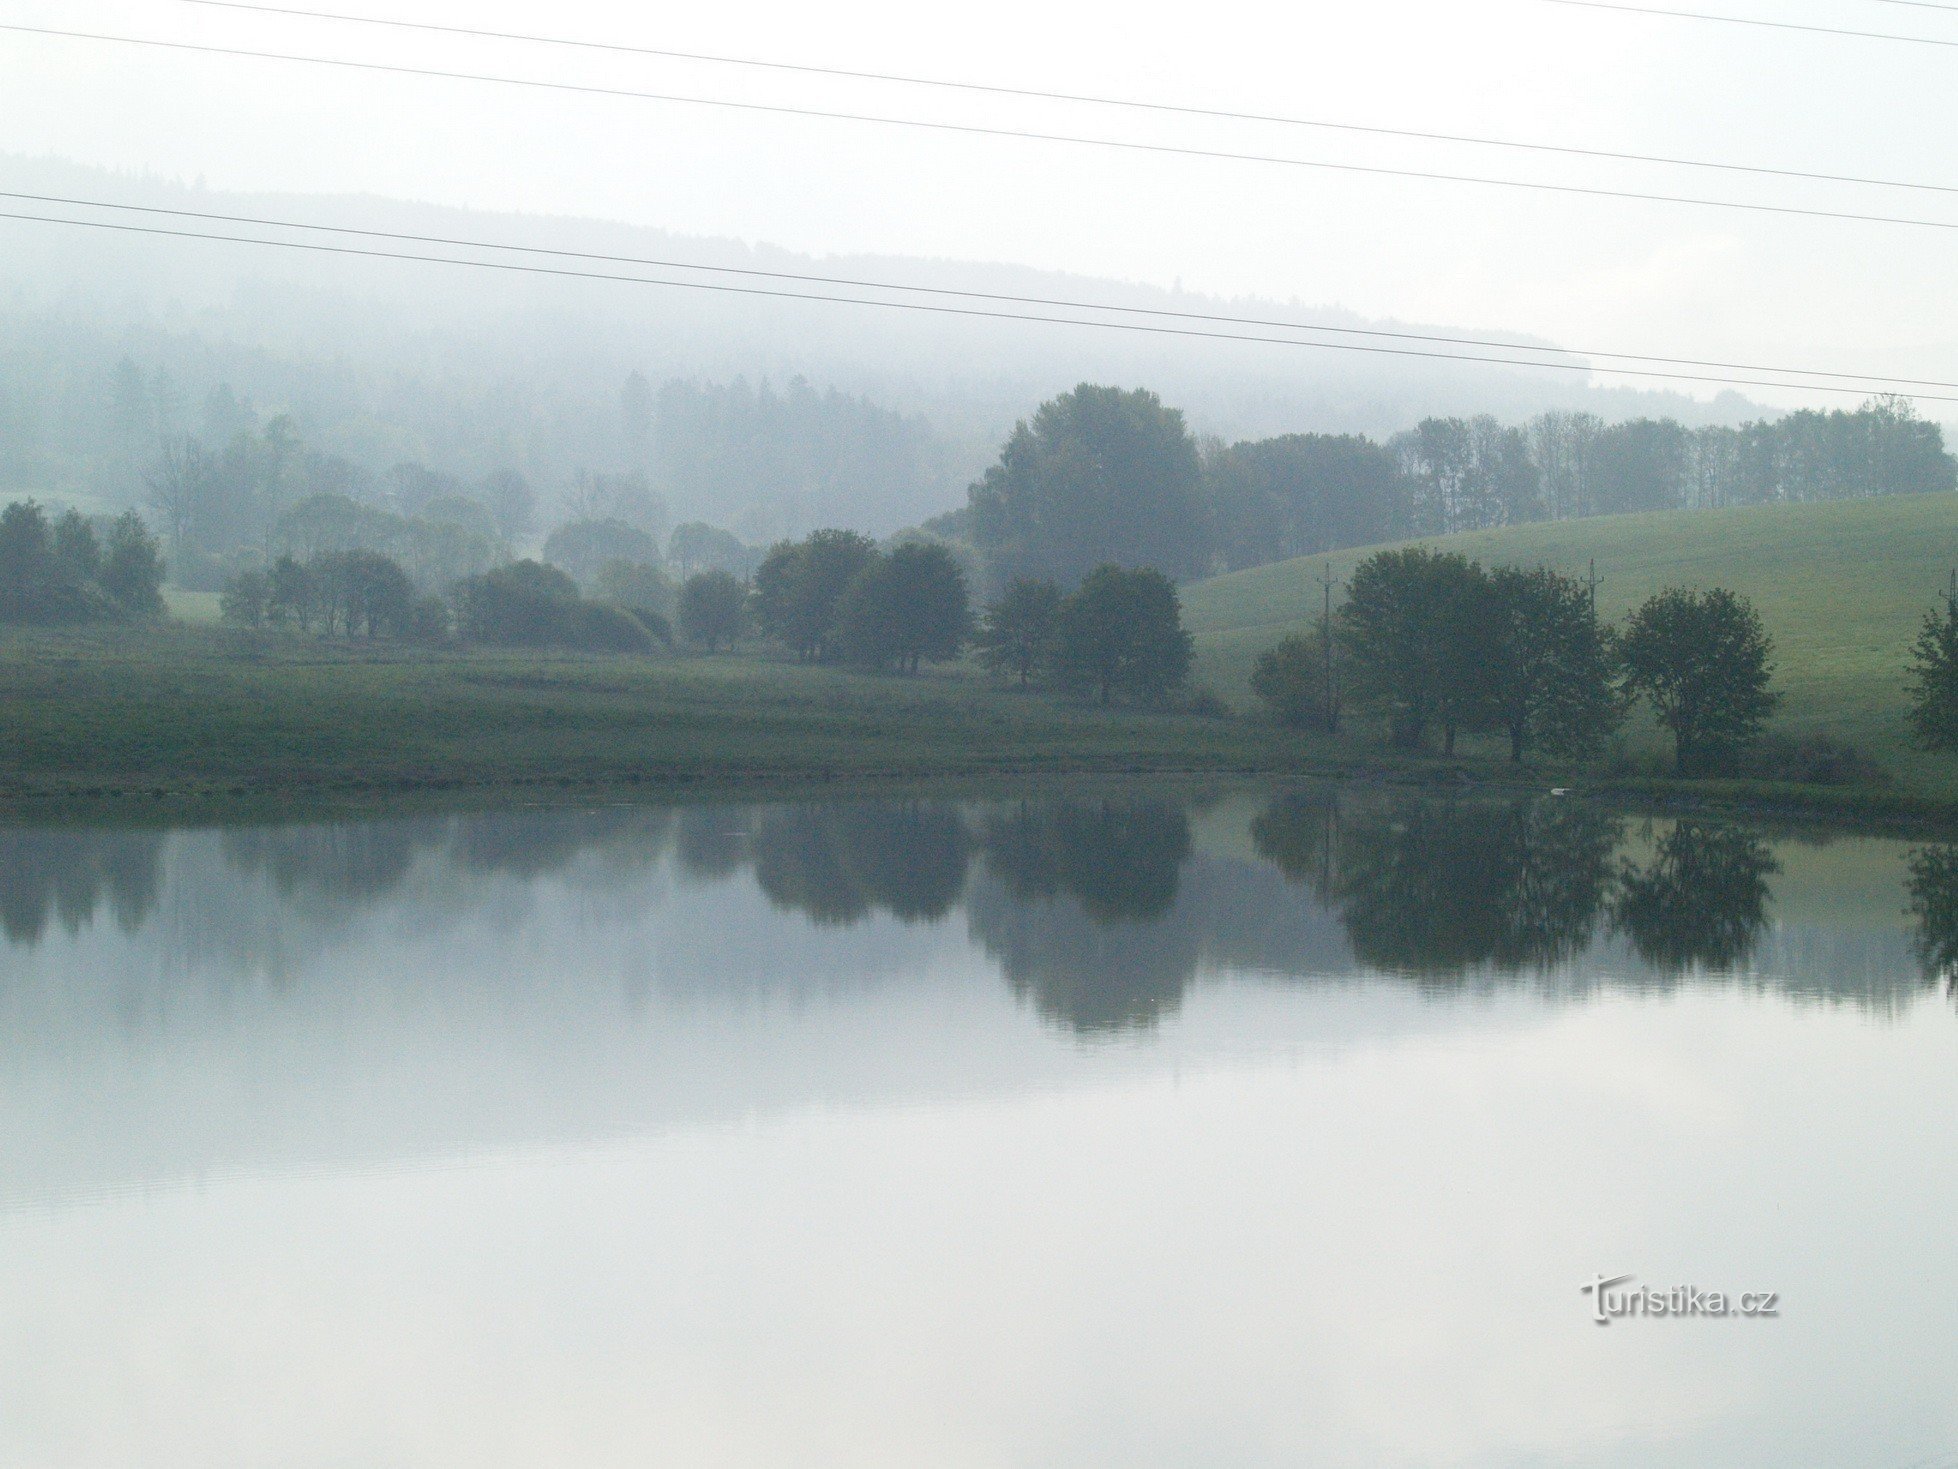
[1443, 723, 1458, 756]
[1510, 722, 1525, 762]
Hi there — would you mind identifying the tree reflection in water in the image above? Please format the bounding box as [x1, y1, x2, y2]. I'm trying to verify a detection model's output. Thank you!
[0, 827, 165, 945]
[968, 800, 1196, 1033]
[1611, 822, 1779, 974]
[1256, 794, 1621, 978]
[749, 802, 973, 926]
[5, 791, 1944, 1024]
[1906, 845, 1958, 1004]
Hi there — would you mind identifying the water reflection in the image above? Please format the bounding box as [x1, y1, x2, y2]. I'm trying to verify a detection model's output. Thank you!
[1614, 821, 1779, 973]
[2, 790, 1949, 1027]
[1907, 844, 1958, 1004]
[0, 827, 164, 944]
[751, 802, 972, 925]
[1256, 795, 1622, 977]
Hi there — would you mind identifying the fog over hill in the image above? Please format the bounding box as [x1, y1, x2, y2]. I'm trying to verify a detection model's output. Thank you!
[0, 155, 1773, 536]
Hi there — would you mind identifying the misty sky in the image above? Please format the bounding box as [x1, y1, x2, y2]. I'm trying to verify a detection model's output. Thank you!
[5, 0, 1956, 409]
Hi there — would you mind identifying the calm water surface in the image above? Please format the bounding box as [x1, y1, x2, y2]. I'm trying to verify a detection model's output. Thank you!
[4, 786, 1957, 1467]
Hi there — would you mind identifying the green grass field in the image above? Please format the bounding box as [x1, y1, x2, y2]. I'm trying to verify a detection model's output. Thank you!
[1182, 492, 1958, 796]
[0, 624, 1322, 807]
[12, 492, 1958, 817]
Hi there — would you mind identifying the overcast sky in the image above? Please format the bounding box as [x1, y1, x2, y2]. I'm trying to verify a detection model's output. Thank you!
[5, 0, 1957, 409]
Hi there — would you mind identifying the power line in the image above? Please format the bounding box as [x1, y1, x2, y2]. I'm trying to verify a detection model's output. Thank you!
[166, 0, 1958, 199]
[1543, 0, 1958, 48]
[1875, 0, 1958, 12]
[11, 188, 1954, 391]
[3, 205, 1951, 401]
[14, 22, 1958, 236]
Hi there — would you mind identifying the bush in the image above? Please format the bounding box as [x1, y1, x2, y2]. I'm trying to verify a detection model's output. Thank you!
[628, 606, 674, 647]
[1183, 686, 1232, 719]
[562, 601, 657, 653]
[406, 595, 452, 644]
[594, 559, 675, 619]
[453, 559, 662, 653]
[1739, 734, 1887, 786]
[220, 568, 272, 628]
[453, 560, 582, 646]
[1250, 632, 1333, 729]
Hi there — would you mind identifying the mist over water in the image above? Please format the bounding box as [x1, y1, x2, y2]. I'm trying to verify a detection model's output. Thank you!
[4, 787, 1957, 1465]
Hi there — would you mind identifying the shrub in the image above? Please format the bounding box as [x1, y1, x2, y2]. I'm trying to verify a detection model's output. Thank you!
[1250, 632, 1334, 730]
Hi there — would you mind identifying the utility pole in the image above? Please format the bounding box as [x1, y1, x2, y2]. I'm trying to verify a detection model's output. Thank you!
[1584, 558, 1602, 615]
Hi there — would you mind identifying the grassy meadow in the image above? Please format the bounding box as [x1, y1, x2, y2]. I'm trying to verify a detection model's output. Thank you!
[1182, 491, 1958, 797]
[0, 623, 1319, 809]
[11, 492, 1958, 817]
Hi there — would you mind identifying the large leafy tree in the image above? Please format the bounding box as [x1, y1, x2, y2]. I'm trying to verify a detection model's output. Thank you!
[750, 528, 877, 662]
[1905, 586, 1958, 750]
[1338, 548, 1496, 752]
[1620, 586, 1779, 775]
[1050, 564, 1193, 705]
[677, 568, 746, 652]
[1487, 565, 1620, 761]
[834, 542, 972, 674]
[541, 518, 661, 588]
[967, 385, 1206, 586]
[974, 577, 1063, 685]
[1204, 434, 1407, 571]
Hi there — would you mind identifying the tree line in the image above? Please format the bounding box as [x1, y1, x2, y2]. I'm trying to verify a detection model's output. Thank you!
[1251, 547, 1781, 776]
[0, 500, 166, 625]
[748, 530, 1196, 699]
[945, 385, 1955, 589]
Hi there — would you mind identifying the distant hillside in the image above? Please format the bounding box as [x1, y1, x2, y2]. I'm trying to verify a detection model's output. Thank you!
[0, 154, 1783, 532]
[1183, 494, 1958, 786]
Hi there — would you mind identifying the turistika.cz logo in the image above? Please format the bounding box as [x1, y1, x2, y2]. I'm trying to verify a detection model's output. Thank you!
[1581, 1274, 1780, 1325]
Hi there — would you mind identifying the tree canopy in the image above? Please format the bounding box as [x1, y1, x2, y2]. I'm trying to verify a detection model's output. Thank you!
[967, 385, 1206, 587]
[1620, 586, 1780, 775]
[1050, 564, 1193, 705]
[0, 501, 165, 624]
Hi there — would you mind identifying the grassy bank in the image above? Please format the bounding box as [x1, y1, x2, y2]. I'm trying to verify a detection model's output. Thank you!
[0, 623, 1332, 809]
[19, 489, 1958, 829]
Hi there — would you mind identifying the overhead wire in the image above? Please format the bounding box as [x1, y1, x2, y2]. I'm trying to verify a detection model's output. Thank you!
[2, 204, 1951, 401]
[162, 0, 1958, 199]
[8, 188, 1956, 392]
[1543, 0, 1958, 49]
[12, 22, 1958, 235]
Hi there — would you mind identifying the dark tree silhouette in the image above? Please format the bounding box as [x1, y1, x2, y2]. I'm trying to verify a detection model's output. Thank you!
[967, 384, 1206, 586]
[677, 568, 747, 651]
[1487, 565, 1620, 761]
[1620, 587, 1780, 775]
[1338, 547, 1494, 751]
[1050, 564, 1193, 705]
[974, 577, 1062, 685]
[833, 541, 971, 674]
[1905, 586, 1958, 751]
[750, 529, 877, 662]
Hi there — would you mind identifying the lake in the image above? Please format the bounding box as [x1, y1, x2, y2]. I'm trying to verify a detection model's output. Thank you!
[4, 785, 1956, 1467]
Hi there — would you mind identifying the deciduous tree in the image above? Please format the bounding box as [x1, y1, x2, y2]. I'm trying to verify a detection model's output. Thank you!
[1620, 586, 1779, 775]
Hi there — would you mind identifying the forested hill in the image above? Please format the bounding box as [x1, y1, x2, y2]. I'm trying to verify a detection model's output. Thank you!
[0, 153, 1778, 531]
